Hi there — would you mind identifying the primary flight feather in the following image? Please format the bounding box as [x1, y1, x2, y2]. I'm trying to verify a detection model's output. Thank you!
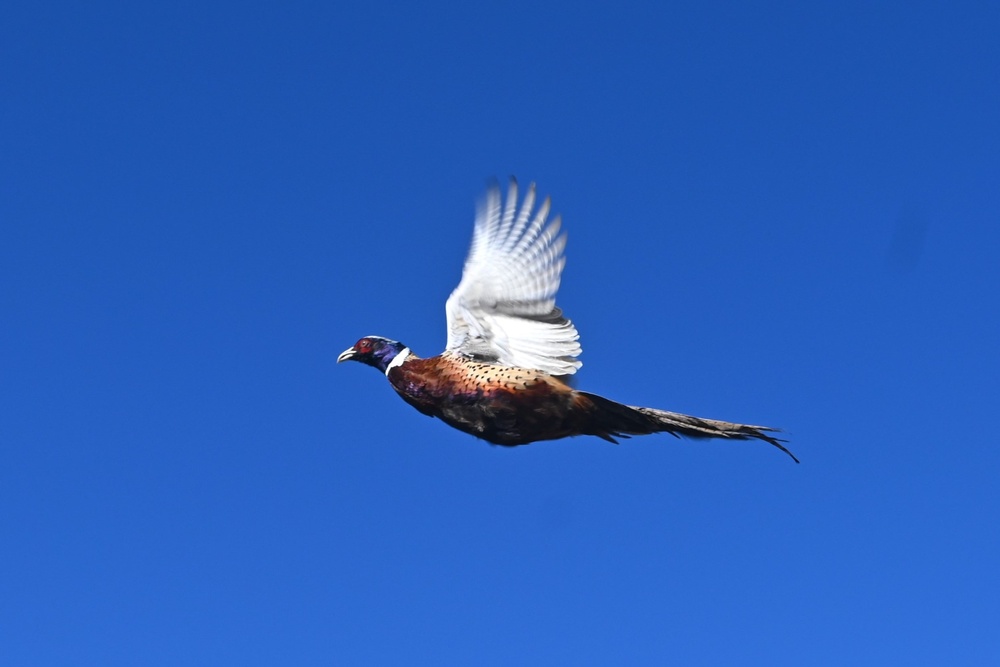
[444, 181, 581, 376]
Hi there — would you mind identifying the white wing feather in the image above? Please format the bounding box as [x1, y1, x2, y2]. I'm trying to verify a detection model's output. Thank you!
[445, 180, 582, 375]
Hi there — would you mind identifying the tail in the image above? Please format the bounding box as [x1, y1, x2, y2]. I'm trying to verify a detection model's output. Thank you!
[577, 392, 798, 463]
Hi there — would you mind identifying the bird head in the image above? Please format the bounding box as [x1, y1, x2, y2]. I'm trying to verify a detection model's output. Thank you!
[337, 336, 408, 373]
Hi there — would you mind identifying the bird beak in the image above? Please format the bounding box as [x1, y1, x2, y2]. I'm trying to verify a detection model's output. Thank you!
[337, 347, 357, 363]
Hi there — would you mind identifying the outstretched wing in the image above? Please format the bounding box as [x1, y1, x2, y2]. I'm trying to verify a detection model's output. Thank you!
[445, 179, 582, 376]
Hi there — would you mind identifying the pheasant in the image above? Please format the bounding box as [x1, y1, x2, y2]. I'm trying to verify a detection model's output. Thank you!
[338, 181, 797, 463]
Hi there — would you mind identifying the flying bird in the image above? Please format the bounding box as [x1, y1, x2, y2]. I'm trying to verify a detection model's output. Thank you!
[338, 181, 797, 462]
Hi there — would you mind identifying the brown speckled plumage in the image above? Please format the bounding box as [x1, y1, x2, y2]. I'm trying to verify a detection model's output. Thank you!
[386, 352, 583, 446]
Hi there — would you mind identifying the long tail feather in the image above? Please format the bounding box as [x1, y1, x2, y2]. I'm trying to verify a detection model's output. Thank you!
[631, 406, 798, 463]
[577, 392, 798, 463]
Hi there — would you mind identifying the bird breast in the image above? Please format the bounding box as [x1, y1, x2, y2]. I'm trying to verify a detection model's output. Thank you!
[385, 354, 578, 445]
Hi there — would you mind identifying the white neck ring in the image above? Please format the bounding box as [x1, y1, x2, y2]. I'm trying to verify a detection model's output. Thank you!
[385, 347, 410, 375]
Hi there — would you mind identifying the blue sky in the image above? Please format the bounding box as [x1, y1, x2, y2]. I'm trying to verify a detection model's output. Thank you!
[2, 1, 998, 664]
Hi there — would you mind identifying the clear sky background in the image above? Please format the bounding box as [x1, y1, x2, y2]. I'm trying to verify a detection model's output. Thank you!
[2, 2, 998, 665]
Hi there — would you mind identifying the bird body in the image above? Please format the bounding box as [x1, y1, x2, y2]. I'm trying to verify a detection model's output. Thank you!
[388, 351, 583, 446]
[338, 181, 798, 463]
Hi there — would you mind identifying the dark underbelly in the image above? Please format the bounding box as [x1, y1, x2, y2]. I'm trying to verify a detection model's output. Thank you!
[403, 387, 578, 446]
